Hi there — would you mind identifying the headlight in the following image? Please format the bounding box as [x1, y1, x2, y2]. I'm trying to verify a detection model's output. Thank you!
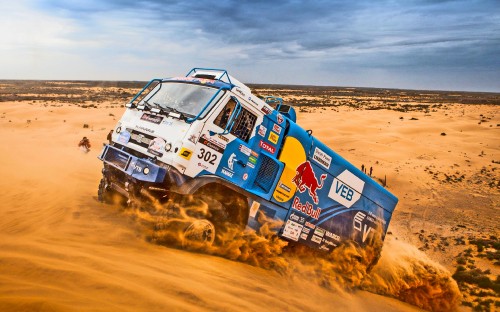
[165, 142, 172, 152]
[143, 167, 150, 175]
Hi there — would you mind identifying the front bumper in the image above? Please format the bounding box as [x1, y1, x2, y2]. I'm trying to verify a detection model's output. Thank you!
[98, 145, 167, 183]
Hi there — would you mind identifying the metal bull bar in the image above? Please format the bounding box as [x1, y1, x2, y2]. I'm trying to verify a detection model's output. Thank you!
[98, 145, 167, 183]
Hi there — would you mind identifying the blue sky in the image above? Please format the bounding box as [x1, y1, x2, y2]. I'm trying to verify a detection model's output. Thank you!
[1, 0, 499, 92]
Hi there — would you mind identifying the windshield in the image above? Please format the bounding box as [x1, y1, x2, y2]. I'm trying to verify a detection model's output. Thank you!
[140, 82, 224, 118]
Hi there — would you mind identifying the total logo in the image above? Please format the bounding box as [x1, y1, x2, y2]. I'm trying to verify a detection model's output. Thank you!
[259, 140, 276, 154]
[292, 161, 326, 204]
[328, 170, 365, 208]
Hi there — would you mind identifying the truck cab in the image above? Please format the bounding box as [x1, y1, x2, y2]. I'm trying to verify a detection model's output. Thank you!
[98, 68, 397, 254]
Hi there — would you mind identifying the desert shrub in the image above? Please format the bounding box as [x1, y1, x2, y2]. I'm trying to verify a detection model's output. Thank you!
[452, 268, 497, 291]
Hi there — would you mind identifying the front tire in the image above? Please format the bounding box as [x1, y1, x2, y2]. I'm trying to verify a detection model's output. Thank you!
[97, 178, 111, 203]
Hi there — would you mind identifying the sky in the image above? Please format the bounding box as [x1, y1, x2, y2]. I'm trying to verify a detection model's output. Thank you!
[1, 0, 499, 92]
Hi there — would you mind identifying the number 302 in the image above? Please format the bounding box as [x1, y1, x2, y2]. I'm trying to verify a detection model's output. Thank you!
[197, 148, 217, 165]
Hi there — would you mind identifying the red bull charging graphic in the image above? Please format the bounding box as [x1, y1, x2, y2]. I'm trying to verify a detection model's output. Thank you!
[292, 161, 327, 204]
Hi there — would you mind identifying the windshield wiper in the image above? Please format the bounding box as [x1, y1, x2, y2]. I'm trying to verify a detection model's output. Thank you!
[163, 106, 187, 121]
[142, 99, 156, 109]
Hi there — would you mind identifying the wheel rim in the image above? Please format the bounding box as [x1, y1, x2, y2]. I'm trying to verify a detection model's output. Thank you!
[182, 219, 215, 248]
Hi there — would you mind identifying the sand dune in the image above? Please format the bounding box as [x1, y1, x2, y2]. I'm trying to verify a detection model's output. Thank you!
[0, 94, 497, 311]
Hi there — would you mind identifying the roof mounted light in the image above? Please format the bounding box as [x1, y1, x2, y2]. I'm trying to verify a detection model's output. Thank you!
[151, 107, 161, 114]
[169, 112, 181, 119]
[125, 103, 135, 108]
[137, 104, 146, 110]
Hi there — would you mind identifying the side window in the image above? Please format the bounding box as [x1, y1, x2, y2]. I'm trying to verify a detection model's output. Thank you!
[214, 99, 236, 129]
[214, 99, 257, 142]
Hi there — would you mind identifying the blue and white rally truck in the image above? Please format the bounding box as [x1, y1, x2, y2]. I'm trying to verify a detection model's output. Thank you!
[98, 68, 398, 255]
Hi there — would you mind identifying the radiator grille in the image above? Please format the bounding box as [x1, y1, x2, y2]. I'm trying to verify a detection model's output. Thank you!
[127, 128, 154, 149]
[253, 154, 279, 192]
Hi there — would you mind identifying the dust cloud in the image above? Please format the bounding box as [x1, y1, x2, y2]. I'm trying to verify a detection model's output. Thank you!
[128, 199, 461, 312]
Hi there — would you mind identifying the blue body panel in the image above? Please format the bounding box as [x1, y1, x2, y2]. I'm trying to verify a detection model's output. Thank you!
[99, 145, 166, 183]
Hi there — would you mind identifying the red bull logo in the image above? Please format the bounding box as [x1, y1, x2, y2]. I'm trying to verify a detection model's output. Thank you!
[292, 161, 327, 204]
[292, 197, 321, 219]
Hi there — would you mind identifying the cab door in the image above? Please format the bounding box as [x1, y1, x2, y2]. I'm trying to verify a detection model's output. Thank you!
[189, 95, 263, 185]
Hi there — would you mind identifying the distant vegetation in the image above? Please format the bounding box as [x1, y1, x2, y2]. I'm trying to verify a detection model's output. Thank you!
[1, 80, 499, 112]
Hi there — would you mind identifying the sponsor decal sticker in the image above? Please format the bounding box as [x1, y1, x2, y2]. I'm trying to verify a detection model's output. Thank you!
[118, 131, 131, 144]
[238, 144, 251, 156]
[322, 239, 337, 247]
[311, 235, 322, 244]
[249, 201, 260, 218]
[312, 147, 332, 169]
[234, 88, 246, 97]
[300, 233, 308, 240]
[289, 213, 305, 224]
[292, 161, 327, 204]
[132, 163, 143, 173]
[247, 96, 260, 107]
[289, 213, 300, 222]
[217, 134, 229, 142]
[136, 125, 154, 133]
[140, 113, 163, 124]
[249, 155, 258, 164]
[328, 170, 365, 208]
[301, 227, 310, 234]
[325, 231, 340, 241]
[282, 219, 303, 241]
[259, 140, 276, 154]
[221, 168, 234, 178]
[314, 227, 325, 238]
[272, 124, 282, 134]
[278, 183, 291, 193]
[291, 197, 321, 220]
[246, 162, 255, 169]
[147, 137, 165, 156]
[179, 147, 192, 160]
[261, 106, 272, 115]
[228, 153, 236, 170]
[277, 113, 284, 124]
[197, 162, 209, 170]
[305, 221, 316, 229]
[243, 173, 248, 181]
[268, 131, 279, 144]
[198, 134, 225, 153]
[221, 154, 237, 178]
[257, 125, 267, 137]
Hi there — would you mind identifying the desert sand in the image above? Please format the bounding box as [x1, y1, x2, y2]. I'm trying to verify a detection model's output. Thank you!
[0, 82, 498, 311]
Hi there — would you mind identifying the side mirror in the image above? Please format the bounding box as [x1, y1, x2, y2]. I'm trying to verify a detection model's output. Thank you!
[279, 105, 297, 123]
